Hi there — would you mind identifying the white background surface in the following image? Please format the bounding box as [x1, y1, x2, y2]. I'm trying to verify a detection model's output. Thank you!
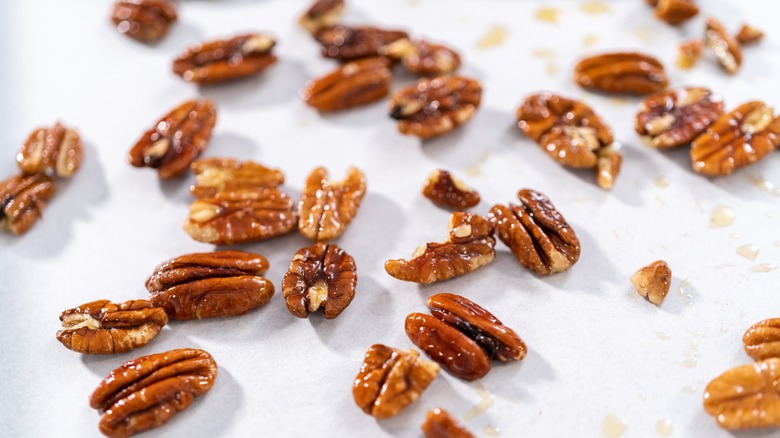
[1, 1, 779, 437]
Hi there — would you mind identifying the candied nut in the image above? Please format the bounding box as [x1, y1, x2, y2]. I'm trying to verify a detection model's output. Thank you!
[90, 348, 217, 437]
[146, 250, 274, 320]
[301, 57, 392, 112]
[385, 212, 495, 284]
[190, 157, 284, 198]
[705, 17, 743, 75]
[736, 24, 764, 45]
[389, 76, 482, 139]
[380, 38, 461, 76]
[111, 0, 177, 43]
[17, 122, 83, 178]
[128, 99, 217, 179]
[629, 260, 672, 305]
[654, 0, 699, 25]
[743, 319, 780, 361]
[596, 146, 622, 190]
[282, 242, 357, 319]
[299, 0, 345, 34]
[703, 358, 780, 430]
[635, 87, 724, 148]
[574, 52, 669, 95]
[353, 344, 439, 419]
[677, 39, 703, 69]
[691, 101, 780, 176]
[422, 169, 480, 210]
[315, 25, 409, 61]
[422, 408, 475, 438]
[298, 166, 366, 242]
[56, 299, 168, 354]
[172, 33, 277, 84]
[0, 173, 55, 235]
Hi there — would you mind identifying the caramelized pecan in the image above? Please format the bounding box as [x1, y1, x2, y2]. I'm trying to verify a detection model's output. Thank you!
[630, 260, 672, 305]
[380, 38, 461, 76]
[574, 52, 669, 95]
[635, 87, 724, 148]
[301, 57, 392, 112]
[743, 319, 780, 361]
[736, 24, 764, 45]
[677, 39, 703, 70]
[654, 0, 699, 25]
[111, 0, 177, 43]
[0, 173, 55, 235]
[17, 122, 83, 178]
[173, 33, 277, 84]
[422, 408, 475, 438]
[298, 166, 366, 242]
[705, 17, 742, 75]
[190, 157, 284, 198]
[299, 0, 345, 34]
[315, 25, 408, 61]
[596, 147, 622, 191]
[422, 169, 480, 210]
[703, 358, 780, 430]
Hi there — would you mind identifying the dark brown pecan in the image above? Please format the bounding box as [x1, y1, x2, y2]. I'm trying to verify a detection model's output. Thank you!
[630, 260, 672, 305]
[17, 122, 83, 178]
[111, 0, 177, 43]
[690, 101, 780, 176]
[90, 348, 217, 437]
[282, 242, 356, 319]
[146, 250, 274, 320]
[314, 25, 408, 61]
[128, 99, 217, 179]
[56, 299, 168, 354]
[301, 57, 392, 112]
[299, 0, 345, 34]
[635, 87, 724, 148]
[574, 52, 669, 95]
[705, 17, 743, 75]
[389, 76, 482, 139]
[190, 157, 284, 198]
[380, 38, 461, 76]
[677, 39, 703, 69]
[0, 173, 55, 235]
[490, 189, 580, 276]
[385, 212, 495, 284]
[422, 169, 480, 210]
[422, 408, 475, 438]
[703, 358, 780, 430]
[172, 33, 277, 84]
[353, 344, 439, 419]
[736, 24, 764, 45]
[654, 0, 699, 25]
[298, 166, 366, 242]
[743, 319, 780, 361]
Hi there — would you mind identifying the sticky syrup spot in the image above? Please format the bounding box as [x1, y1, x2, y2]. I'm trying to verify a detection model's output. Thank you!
[745, 174, 780, 196]
[736, 244, 759, 261]
[751, 264, 777, 273]
[683, 385, 697, 393]
[484, 426, 501, 436]
[583, 34, 599, 48]
[581, 1, 611, 14]
[536, 7, 563, 23]
[466, 150, 491, 177]
[603, 415, 628, 438]
[656, 419, 673, 437]
[720, 326, 729, 334]
[477, 25, 509, 49]
[774, 241, 780, 247]
[634, 26, 654, 43]
[464, 383, 494, 420]
[638, 393, 647, 401]
[677, 278, 693, 299]
[656, 332, 671, 340]
[610, 98, 628, 107]
[709, 205, 735, 228]
[655, 177, 670, 188]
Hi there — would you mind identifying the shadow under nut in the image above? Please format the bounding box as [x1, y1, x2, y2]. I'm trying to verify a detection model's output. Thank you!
[149, 276, 274, 320]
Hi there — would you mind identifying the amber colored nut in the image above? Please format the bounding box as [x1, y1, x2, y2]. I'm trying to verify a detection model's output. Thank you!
[691, 101, 780, 176]
[299, 0, 345, 34]
[635, 87, 724, 148]
[629, 260, 671, 305]
[17, 122, 83, 178]
[172, 33, 277, 84]
[190, 157, 284, 198]
[654, 0, 699, 25]
[736, 24, 764, 45]
[574, 52, 669, 95]
[353, 344, 439, 419]
[705, 17, 743, 75]
[298, 166, 366, 242]
[703, 358, 780, 430]
[315, 25, 408, 61]
[743, 319, 780, 361]
[90, 348, 217, 437]
[380, 38, 461, 76]
[389, 76, 482, 139]
[0, 173, 56, 235]
[146, 250, 270, 290]
[111, 0, 177, 43]
[422, 408, 475, 438]
[422, 169, 480, 210]
[677, 39, 703, 70]
[282, 242, 357, 319]
[301, 57, 392, 112]
[596, 147, 622, 190]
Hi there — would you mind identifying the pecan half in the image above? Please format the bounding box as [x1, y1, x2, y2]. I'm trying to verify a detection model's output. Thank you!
[654, 0, 699, 25]
[56, 299, 168, 354]
[677, 39, 703, 70]
[380, 38, 461, 76]
[385, 212, 495, 284]
[299, 0, 345, 34]
[298, 166, 366, 242]
[635, 87, 724, 148]
[314, 25, 408, 61]
[705, 17, 742, 75]
[128, 99, 217, 179]
[690, 101, 780, 176]
[630, 260, 672, 305]
[574, 52, 669, 95]
[17, 122, 83, 178]
[173, 33, 277, 84]
[736, 24, 764, 45]
[301, 57, 392, 112]
[703, 358, 780, 430]
[111, 0, 177, 43]
[0, 173, 55, 235]
[743, 319, 780, 361]
[422, 408, 475, 438]
[146, 250, 274, 320]
[352, 344, 439, 419]
[389, 76, 482, 139]
[282, 242, 357, 319]
[90, 348, 217, 437]
[422, 169, 480, 210]
[190, 157, 284, 198]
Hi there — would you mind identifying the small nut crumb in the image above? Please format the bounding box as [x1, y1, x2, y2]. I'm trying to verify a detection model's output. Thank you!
[735, 24, 764, 45]
[677, 39, 703, 69]
[630, 260, 672, 305]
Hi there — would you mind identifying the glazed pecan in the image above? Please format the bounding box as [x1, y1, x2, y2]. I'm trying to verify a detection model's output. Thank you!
[422, 169, 480, 210]
[705, 17, 742, 75]
[0, 173, 55, 235]
[736, 24, 764, 45]
[190, 157, 284, 198]
[389, 76, 482, 139]
[422, 408, 475, 438]
[146, 250, 274, 320]
[380, 38, 461, 76]
[490, 189, 580, 276]
[17, 122, 83, 178]
[574, 52, 669, 95]
[90, 348, 217, 437]
[654, 0, 699, 25]
[301, 57, 392, 112]
[743, 319, 780, 361]
[173, 33, 277, 84]
[128, 99, 217, 179]
[635, 87, 724, 148]
[630, 260, 672, 305]
[282, 242, 357, 319]
[690, 101, 780, 176]
[703, 358, 780, 430]
[183, 188, 297, 245]
[111, 0, 177, 43]
[298, 166, 366, 242]
[299, 0, 344, 34]
[385, 212, 495, 284]
[677, 39, 703, 70]
[56, 299, 168, 354]
[353, 344, 439, 419]
[596, 147, 622, 191]
[314, 25, 408, 61]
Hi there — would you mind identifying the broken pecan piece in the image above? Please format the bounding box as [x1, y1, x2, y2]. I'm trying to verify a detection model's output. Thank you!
[635, 87, 724, 148]
[298, 166, 366, 242]
[703, 358, 780, 430]
[299, 0, 345, 34]
[380, 38, 461, 76]
[90, 348, 217, 437]
[630, 260, 672, 305]
[743, 319, 780, 361]
[315, 25, 408, 61]
[654, 0, 699, 25]
[173, 33, 277, 84]
[422, 169, 480, 210]
[301, 57, 392, 112]
[422, 408, 475, 438]
[190, 157, 284, 198]
[17, 122, 83, 178]
[736, 24, 764, 45]
[0, 173, 55, 235]
[677, 39, 703, 70]
[705, 17, 743, 75]
[111, 0, 177, 43]
[574, 52, 669, 95]
[56, 299, 168, 354]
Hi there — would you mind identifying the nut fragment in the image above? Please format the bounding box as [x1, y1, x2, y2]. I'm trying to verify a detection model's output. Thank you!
[282, 242, 357, 319]
[654, 0, 699, 25]
[173, 33, 277, 83]
[422, 408, 475, 438]
[301, 57, 392, 112]
[0, 173, 55, 235]
[385, 212, 495, 284]
[353, 344, 439, 419]
[190, 157, 284, 198]
[705, 17, 743, 75]
[380, 38, 461, 76]
[17, 122, 83, 178]
[574, 52, 669, 95]
[56, 299, 168, 354]
[677, 39, 703, 69]
[703, 358, 780, 430]
[315, 25, 409, 61]
[111, 0, 177, 43]
[299, 0, 345, 34]
[629, 260, 672, 305]
[422, 169, 480, 210]
[743, 319, 780, 361]
[298, 166, 366, 242]
[389, 76, 482, 139]
[735, 24, 764, 45]
[90, 348, 217, 438]
[635, 87, 724, 148]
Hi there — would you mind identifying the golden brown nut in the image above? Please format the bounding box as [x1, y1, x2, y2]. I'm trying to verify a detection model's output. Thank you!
[736, 24, 764, 45]
[315, 25, 408, 61]
[111, 0, 177, 43]
[654, 0, 699, 25]
[703, 358, 780, 430]
[677, 39, 703, 69]
[0, 173, 56, 235]
[596, 147, 622, 191]
[299, 0, 345, 34]
[301, 57, 392, 112]
[17, 122, 83, 178]
[422, 169, 480, 210]
[574, 52, 668, 95]
[705, 17, 743, 75]
[298, 166, 366, 242]
[635, 87, 724, 148]
[172, 33, 277, 84]
[743, 319, 780, 361]
[630, 260, 672, 305]
[422, 408, 475, 438]
[190, 157, 284, 198]
[380, 38, 461, 76]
